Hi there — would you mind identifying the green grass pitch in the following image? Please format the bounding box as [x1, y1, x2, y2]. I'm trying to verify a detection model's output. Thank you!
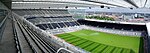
[56, 29, 142, 53]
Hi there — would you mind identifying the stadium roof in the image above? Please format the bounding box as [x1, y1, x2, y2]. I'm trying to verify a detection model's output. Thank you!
[11, 0, 150, 9]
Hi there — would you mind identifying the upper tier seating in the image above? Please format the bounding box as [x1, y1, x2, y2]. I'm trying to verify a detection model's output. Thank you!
[36, 22, 79, 30]
[13, 9, 71, 16]
[78, 19, 147, 31]
[13, 9, 80, 30]
[27, 17, 76, 25]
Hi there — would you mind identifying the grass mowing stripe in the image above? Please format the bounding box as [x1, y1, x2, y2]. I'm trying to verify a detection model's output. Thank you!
[90, 44, 101, 52]
[72, 40, 87, 46]
[106, 47, 115, 53]
[58, 35, 72, 39]
[56, 34, 64, 37]
[111, 47, 116, 53]
[57, 35, 68, 38]
[91, 45, 107, 53]
[57, 34, 71, 37]
[76, 40, 90, 46]
[84, 43, 99, 51]
[62, 35, 74, 38]
[66, 37, 78, 41]
[78, 41, 93, 48]
[116, 48, 123, 53]
[64, 37, 77, 41]
[56, 34, 65, 37]
[101, 46, 112, 53]
[83, 42, 95, 49]
[67, 38, 81, 43]
[122, 49, 130, 53]
[98, 45, 108, 53]
[127, 49, 131, 53]
[112, 48, 120, 53]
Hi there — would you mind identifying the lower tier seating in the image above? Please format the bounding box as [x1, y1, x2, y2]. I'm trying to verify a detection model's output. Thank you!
[36, 21, 79, 30]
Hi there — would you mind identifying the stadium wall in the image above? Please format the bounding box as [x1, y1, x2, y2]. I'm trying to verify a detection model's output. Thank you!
[146, 22, 150, 53]
[146, 22, 150, 36]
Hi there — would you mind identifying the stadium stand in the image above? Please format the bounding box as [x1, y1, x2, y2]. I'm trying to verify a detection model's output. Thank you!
[13, 9, 71, 17]
[12, 9, 147, 53]
[84, 25, 142, 36]
[13, 9, 145, 37]
[78, 19, 147, 31]
[12, 9, 80, 31]
[1, 0, 150, 53]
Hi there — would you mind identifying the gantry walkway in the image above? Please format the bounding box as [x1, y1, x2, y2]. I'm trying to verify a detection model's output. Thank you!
[0, 18, 17, 53]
